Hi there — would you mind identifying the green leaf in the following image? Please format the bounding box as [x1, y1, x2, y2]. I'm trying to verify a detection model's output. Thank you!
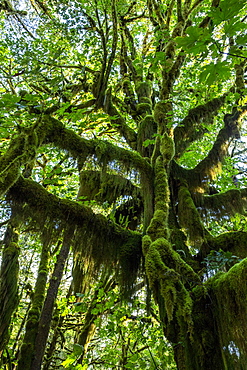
[223, 20, 245, 37]
[199, 61, 231, 86]
[236, 35, 247, 46]
[61, 357, 75, 368]
[73, 344, 84, 356]
[209, 0, 246, 24]
[175, 26, 210, 54]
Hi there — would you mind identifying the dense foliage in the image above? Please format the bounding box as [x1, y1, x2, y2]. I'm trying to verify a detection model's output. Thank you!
[0, 0, 247, 369]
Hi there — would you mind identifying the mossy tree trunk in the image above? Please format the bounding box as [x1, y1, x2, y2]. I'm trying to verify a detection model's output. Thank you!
[0, 206, 21, 362]
[0, 0, 247, 369]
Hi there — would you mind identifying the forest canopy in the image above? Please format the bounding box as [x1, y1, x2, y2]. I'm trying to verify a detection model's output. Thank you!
[0, 0, 247, 369]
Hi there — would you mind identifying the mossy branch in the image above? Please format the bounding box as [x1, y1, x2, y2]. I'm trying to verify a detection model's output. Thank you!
[9, 176, 142, 277]
[200, 188, 247, 218]
[208, 258, 247, 357]
[172, 122, 237, 191]
[78, 170, 141, 203]
[195, 127, 229, 176]
[42, 115, 149, 173]
[0, 124, 40, 197]
[174, 95, 226, 158]
[178, 182, 210, 246]
[200, 231, 247, 260]
[143, 236, 195, 324]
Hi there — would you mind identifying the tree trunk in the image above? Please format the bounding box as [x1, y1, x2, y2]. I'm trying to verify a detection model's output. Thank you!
[0, 208, 21, 361]
[30, 225, 74, 370]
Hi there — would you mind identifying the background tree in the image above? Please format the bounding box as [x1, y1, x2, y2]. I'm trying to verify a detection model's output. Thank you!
[0, 0, 247, 369]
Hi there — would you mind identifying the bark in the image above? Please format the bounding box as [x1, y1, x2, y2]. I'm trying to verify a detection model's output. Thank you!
[0, 208, 21, 360]
[17, 228, 51, 370]
[30, 225, 75, 370]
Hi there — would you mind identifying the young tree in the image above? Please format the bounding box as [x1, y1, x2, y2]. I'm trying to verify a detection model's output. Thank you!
[0, 0, 247, 369]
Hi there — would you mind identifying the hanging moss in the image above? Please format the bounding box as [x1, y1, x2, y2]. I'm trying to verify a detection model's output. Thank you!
[202, 189, 246, 218]
[135, 81, 152, 102]
[208, 258, 247, 368]
[153, 100, 172, 130]
[137, 115, 157, 157]
[9, 175, 143, 294]
[143, 237, 194, 324]
[118, 232, 142, 291]
[78, 170, 141, 203]
[114, 198, 143, 230]
[160, 132, 175, 164]
[140, 171, 154, 232]
[178, 182, 208, 246]
[174, 95, 226, 157]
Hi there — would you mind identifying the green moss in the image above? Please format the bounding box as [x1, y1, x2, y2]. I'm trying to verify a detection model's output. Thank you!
[160, 132, 175, 164]
[178, 183, 206, 246]
[18, 237, 50, 367]
[136, 103, 152, 116]
[137, 115, 157, 157]
[144, 237, 194, 324]
[205, 231, 247, 259]
[146, 210, 168, 241]
[142, 234, 152, 256]
[140, 172, 154, 231]
[203, 189, 245, 218]
[174, 95, 226, 157]
[154, 156, 170, 214]
[153, 101, 172, 133]
[208, 259, 247, 365]
[135, 81, 152, 101]
[139, 97, 152, 105]
[192, 285, 207, 300]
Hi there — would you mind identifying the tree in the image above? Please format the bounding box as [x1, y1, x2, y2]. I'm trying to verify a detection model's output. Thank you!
[0, 0, 247, 368]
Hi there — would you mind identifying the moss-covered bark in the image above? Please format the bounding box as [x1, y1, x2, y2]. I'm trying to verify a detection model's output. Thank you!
[30, 226, 75, 370]
[0, 216, 20, 360]
[17, 229, 51, 370]
[207, 259, 247, 369]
